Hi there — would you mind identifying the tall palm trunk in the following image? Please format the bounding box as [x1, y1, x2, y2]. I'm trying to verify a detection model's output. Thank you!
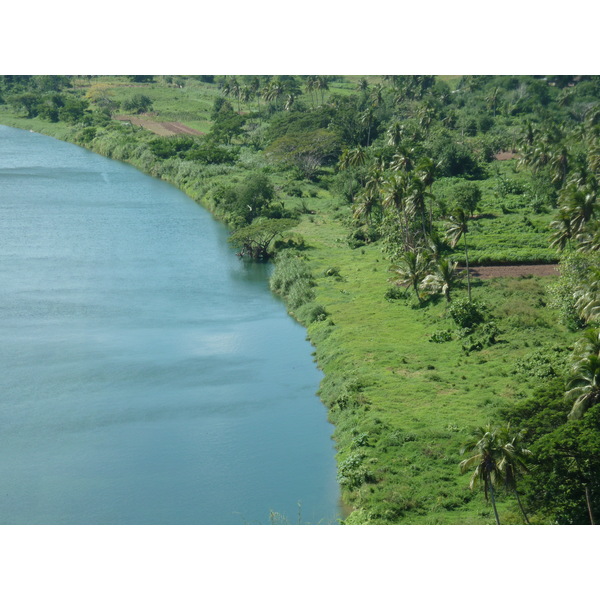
[464, 232, 472, 302]
[488, 478, 501, 525]
[585, 484, 596, 525]
[513, 488, 531, 524]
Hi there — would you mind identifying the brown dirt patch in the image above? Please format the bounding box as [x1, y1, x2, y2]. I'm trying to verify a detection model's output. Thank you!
[467, 264, 559, 279]
[113, 115, 204, 137]
[494, 151, 518, 161]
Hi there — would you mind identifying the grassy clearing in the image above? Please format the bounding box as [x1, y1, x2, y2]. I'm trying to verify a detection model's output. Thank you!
[289, 201, 575, 523]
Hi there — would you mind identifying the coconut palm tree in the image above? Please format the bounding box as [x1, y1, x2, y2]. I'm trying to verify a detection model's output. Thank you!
[390, 250, 431, 305]
[353, 188, 380, 226]
[387, 121, 403, 147]
[284, 93, 296, 111]
[496, 423, 532, 524]
[549, 145, 570, 188]
[445, 208, 472, 301]
[315, 75, 329, 105]
[421, 258, 462, 302]
[390, 145, 416, 173]
[549, 207, 575, 251]
[459, 425, 504, 524]
[566, 328, 600, 420]
[356, 77, 369, 94]
[338, 146, 367, 171]
[304, 76, 316, 109]
[485, 87, 501, 117]
[406, 177, 433, 237]
[561, 184, 597, 235]
[360, 108, 375, 146]
[370, 83, 385, 109]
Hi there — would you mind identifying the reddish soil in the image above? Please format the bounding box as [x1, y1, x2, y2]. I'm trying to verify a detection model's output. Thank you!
[467, 264, 559, 279]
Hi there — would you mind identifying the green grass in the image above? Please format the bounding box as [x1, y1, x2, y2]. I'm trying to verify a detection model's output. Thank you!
[283, 192, 575, 523]
[433, 161, 558, 265]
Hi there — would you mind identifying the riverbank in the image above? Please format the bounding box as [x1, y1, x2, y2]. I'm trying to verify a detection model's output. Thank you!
[0, 110, 576, 524]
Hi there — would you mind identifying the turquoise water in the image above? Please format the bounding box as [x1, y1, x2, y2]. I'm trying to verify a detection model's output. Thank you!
[0, 125, 340, 524]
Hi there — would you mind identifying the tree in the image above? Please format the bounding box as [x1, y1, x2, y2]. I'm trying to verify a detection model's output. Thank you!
[496, 423, 532, 524]
[7, 92, 40, 118]
[58, 97, 89, 124]
[121, 93, 153, 114]
[390, 250, 431, 305]
[210, 111, 246, 144]
[450, 181, 481, 217]
[216, 173, 277, 225]
[85, 83, 117, 114]
[266, 129, 341, 180]
[315, 76, 329, 105]
[228, 218, 299, 261]
[566, 328, 600, 420]
[421, 258, 462, 302]
[445, 208, 472, 301]
[459, 425, 505, 524]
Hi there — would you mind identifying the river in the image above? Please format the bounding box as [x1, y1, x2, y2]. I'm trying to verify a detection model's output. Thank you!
[0, 125, 340, 524]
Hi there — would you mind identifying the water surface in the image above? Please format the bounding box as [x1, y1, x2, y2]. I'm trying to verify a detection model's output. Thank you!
[0, 125, 339, 524]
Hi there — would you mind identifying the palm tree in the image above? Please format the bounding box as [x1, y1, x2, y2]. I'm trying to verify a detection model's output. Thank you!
[356, 77, 369, 94]
[549, 207, 574, 251]
[416, 157, 437, 225]
[496, 423, 532, 524]
[284, 93, 296, 111]
[360, 108, 375, 146]
[459, 425, 504, 524]
[370, 83, 385, 109]
[566, 328, 600, 420]
[304, 76, 316, 109]
[485, 87, 501, 117]
[387, 121, 404, 147]
[353, 188, 380, 226]
[390, 145, 415, 173]
[565, 186, 597, 235]
[315, 76, 329, 105]
[421, 258, 462, 302]
[406, 177, 433, 237]
[338, 146, 367, 171]
[445, 208, 472, 301]
[549, 145, 570, 188]
[263, 80, 283, 109]
[390, 250, 431, 305]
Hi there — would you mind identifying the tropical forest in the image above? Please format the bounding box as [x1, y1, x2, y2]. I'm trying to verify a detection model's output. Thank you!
[1, 73, 600, 525]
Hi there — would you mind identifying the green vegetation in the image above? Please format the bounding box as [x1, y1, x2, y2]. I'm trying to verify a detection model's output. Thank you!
[1, 74, 599, 524]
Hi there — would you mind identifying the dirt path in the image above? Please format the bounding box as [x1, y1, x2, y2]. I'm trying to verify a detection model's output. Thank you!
[468, 264, 559, 279]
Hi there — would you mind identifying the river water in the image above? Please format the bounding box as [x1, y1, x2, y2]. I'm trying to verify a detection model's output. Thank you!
[0, 125, 340, 524]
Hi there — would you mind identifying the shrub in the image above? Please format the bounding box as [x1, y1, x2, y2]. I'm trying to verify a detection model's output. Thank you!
[385, 286, 409, 301]
[448, 298, 487, 328]
[337, 452, 375, 490]
[430, 329, 453, 343]
[296, 302, 329, 324]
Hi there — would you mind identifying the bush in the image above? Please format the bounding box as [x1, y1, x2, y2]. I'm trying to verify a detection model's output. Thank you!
[296, 302, 329, 324]
[337, 452, 375, 490]
[448, 298, 487, 328]
[385, 286, 409, 301]
[121, 93, 153, 114]
[430, 329, 453, 343]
